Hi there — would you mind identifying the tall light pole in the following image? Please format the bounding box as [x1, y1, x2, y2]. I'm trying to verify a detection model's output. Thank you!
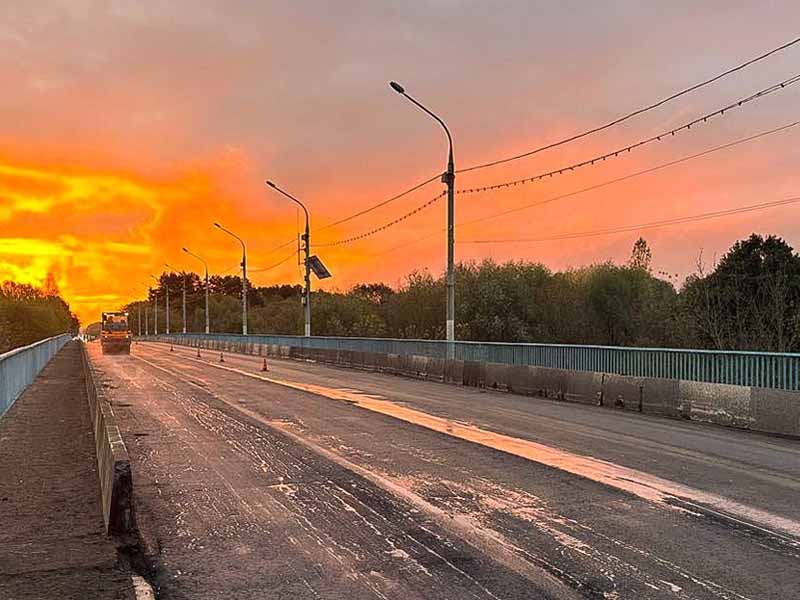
[149, 275, 159, 335]
[183, 247, 210, 334]
[141, 283, 151, 336]
[389, 81, 456, 356]
[266, 181, 311, 337]
[214, 223, 247, 335]
[165, 263, 186, 334]
[161, 266, 171, 335]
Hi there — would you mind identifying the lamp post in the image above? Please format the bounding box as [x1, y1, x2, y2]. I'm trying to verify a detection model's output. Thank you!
[165, 263, 186, 334]
[149, 275, 159, 335]
[183, 247, 210, 334]
[213, 223, 247, 335]
[141, 282, 150, 336]
[161, 266, 170, 335]
[389, 81, 456, 356]
[266, 180, 311, 337]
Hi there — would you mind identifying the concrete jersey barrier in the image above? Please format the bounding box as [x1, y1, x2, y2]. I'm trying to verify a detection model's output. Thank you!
[80, 343, 135, 536]
[154, 335, 800, 438]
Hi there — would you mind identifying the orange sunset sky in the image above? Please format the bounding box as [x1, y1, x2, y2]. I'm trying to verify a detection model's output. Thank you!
[1, 2, 799, 325]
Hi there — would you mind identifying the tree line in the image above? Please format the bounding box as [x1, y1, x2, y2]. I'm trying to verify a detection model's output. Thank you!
[0, 276, 79, 353]
[126, 234, 800, 353]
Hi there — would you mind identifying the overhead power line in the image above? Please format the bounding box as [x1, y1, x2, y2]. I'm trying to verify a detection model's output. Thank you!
[459, 197, 800, 244]
[458, 74, 800, 195]
[248, 251, 297, 273]
[260, 36, 800, 255]
[459, 35, 800, 173]
[362, 119, 800, 258]
[259, 173, 441, 257]
[313, 191, 446, 248]
[316, 173, 441, 232]
[456, 119, 800, 229]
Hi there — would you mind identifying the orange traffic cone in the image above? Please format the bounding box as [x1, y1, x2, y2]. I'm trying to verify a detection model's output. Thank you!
[261, 358, 269, 372]
[196, 347, 201, 358]
[170, 344, 174, 352]
[219, 352, 225, 363]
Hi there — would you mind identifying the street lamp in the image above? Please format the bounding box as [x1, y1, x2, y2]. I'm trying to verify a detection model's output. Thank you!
[141, 282, 150, 336]
[165, 262, 186, 334]
[183, 247, 210, 334]
[265, 180, 311, 337]
[213, 222, 247, 335]
[161, 264, 172, 335]
[389, 80, 456, 355]
[149, 274, 159, 335]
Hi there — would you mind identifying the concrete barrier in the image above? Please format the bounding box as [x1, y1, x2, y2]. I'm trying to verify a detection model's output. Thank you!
[80, 343, 134, 537]
[504, 365, 539, 396]
[641, 378, 682, 418]
[155, 336, 800, 438]
[602, 374, 643, 410]
[425, 357, 445, 382]
[485, 362, 514, 391]
[444, 359, 464, 384]
[563, 371, 604, 406]
[679, 381, 754, 429]
[751, 387, 800, 437]
[530, 367, 568, 400]
[462, 360, 486, 388]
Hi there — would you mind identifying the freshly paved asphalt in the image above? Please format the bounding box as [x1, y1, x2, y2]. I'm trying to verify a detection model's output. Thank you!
[89, 341, 800, 599]
[0, 342, 135, 600]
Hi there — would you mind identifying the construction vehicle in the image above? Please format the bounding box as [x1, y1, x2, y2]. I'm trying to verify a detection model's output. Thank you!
[100, 311, 131, 354]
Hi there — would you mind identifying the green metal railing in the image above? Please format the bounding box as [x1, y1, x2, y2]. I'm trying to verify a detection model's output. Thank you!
[149, 333, 800, 392]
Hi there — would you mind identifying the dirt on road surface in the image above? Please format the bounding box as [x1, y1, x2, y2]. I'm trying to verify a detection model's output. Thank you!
[0, 341, 135, 600]
[90, 341, 800, 599]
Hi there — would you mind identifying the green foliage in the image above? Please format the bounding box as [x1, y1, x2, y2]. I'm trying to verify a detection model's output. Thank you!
[0, 281, 79, 353]
[126, 234, 800, 352]
[682, 234, 800, 351]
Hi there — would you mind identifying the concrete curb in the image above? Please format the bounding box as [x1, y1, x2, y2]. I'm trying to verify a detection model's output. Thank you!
[80, 342, 135, 537]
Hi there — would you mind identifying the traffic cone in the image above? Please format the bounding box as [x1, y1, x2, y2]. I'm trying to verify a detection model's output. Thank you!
[261, 357, 269, 372]
[219, 352, 225, 363]
[196, 347, 201, 358]
[170, 344, 174, 352]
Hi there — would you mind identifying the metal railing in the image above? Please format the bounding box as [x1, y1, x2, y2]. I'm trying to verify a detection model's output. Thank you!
[147, 333, 800, 392]
[0, 334, 72, 417]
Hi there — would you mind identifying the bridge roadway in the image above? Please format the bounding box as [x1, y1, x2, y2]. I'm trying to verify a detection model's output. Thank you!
[89, 341, 800, 599]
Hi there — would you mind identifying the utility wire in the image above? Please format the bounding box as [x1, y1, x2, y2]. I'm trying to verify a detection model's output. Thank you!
[456, 119, 800, 229]
[259, 37, 800, 253]
[363, 119, 800, 258]
[458, 74, 800, 195]
[459, 35, 800, 173]
[316, 173, 441, 232]
[292, 73, 800, 252]
[459, 197, 800, 244]
[259, 173, 441, 256]
[249, 251, 297, 273]
[313, 191, 446, 248]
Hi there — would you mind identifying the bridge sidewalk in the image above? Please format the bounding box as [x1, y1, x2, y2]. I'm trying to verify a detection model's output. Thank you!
[0, 341, 135, 599]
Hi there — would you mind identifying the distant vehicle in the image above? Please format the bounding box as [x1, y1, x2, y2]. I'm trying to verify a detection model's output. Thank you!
[101, 311, 131, 354]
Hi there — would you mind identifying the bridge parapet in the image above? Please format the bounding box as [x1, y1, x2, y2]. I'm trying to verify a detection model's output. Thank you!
[142, 333, 800, 392]
[0, 334, 71, 417]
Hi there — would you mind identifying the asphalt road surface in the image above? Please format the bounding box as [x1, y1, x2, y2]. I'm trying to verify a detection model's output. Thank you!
[87, 341, 800, 599]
